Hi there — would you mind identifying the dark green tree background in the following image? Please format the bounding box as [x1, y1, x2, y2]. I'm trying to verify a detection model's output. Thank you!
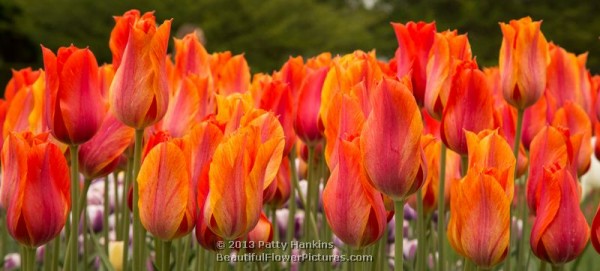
[1, 0, 599, 94]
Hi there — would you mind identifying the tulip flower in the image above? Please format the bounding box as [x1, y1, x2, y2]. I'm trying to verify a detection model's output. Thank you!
[154, 74, 202, 138]
[203, 113, 284, 239]
[137, 141, 195, 240]
[392, 21, 436, 106]
[274, 56, 305, 99]
[530, 165, 589, 266]
[215, 54, 251, 95]
[109, 11, 171, 129]
[3, 70, 45, 138]
[425, 30, 472, 119]
[551, 102, 592, 176]
[521, 93, 551, 150]
[79, 114, 135, 180]
[361, 78, 425, 200]
[294, 66, 329, 145]
[173, 32, 211, 81]
[526, 126, 580, 215]
[499, 17, 549, 109]
[4, 68, 41, 103]
[440, 61, 495, 155]
[546, 44, 586, 111]
[323, 91, 365, 168]
[0, 132, 70, 247]
[323, 137, 387, 248]
[42, 45, 105, 145]
[447, 169, 511, 269]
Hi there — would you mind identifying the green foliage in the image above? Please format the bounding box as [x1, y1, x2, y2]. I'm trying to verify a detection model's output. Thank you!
[1, 0, 599, 91]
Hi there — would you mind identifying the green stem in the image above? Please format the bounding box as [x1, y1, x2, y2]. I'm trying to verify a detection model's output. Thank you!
[21, 246, 36, 271]
[540, 261, 547, 271]
[394, 200, 405, 271]
[104, 177, 110, 258]
[67, 144, 80, 271]
[174, 238, 182, 271]
[44, 240, 52, 271]
[304, 146, 315, 242]
[162, 240, 172, 271]
[132, 129, 145, 271]
[507, 108, 524, 271]
[156, 238, 163, 270]
[119, 154, 134, 271]
[197, 245, 206, 271]
[551, 264, 564, 271]
[271, 206, 279, 271]
[180, 236, 191, 271]
[83, 205, 88, 271]
[437, 144, 447, 271]
[416, 189, 426, 271]
[113, 172, 120, 241]
[287, 151, 298, 269]
[463, 259, 475, 271]
[220, 245, 231, 271]
[51, 236, 60, 271]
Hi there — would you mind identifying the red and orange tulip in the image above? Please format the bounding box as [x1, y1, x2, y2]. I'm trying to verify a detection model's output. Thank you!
[109, 10, 171, 129]
[425, 30, 472, 119]
[203, 112, 284, 239]
[551, 102, 592, 175]
[591, 204, 600, 255]
[3, 69, 45, 138]
[392, 21, 436, 106]
[530, 165, 589, 266]
[237, 212, 273, 253]
[138, 140, 196, 240]
[447, 169, 511, 269]
[499, 17, 549, 109]
[294, 66, 329, 145]
[42, 45, 105, 144]
[0, 132, 70, 247]
[361, 78, 425, 200]
[526, 126, 580, 215]
[322, 137, 387, 248]
[440, 61, 495, 155]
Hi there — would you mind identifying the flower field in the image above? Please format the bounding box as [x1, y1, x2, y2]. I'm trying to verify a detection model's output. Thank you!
[1, 8, 600, 271]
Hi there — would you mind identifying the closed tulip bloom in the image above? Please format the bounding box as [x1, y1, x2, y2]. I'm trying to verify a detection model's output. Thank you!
[1, 132, 70, 247]
[530, 166, 589, 266]
[447, 169, 511, 269]
[392, 21, 436, 106]
[264, 156, 292, 208]
[203, 118, 284, 239]
[79, 114, 135, 180]
[441, 61, 495, 155]
[408, 134, 441, 214]
[138, 141, 195, 240]
[323, 137, 387, 248]
[173, 32, 211, 80]
[237, 212, 273, 252]
[551, 102, 592, 176]
[425, 30, 472, 119]
[109, 12, 171, 129]
[526, 126, 580, 215]
[215, 54, 251, 95]
[361, 78, 425, 200]
[42, 45, 105, 144]
[499, 17, 549, 109]
[155, 74, 201, 138]
[546, 44, 586, 110]
[294, 66, 329, 146]
[3, 70, 45, 138]
[4, 68, 41, 103]
[323, 91, 365, 169]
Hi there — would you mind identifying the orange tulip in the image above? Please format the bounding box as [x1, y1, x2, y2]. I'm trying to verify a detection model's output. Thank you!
[173, 32, 211, 81]
[42, 45, 105, 144]
[274, 56, 306, 99]
[154, 74, 202, 138]
[109, 11, 171, 129]
[203, 113, 284, 239]
[392, 21, 436, 106]
[215, 54, 251, 95]
[546, 43, 586, 111]
[252, 75, 296, 155]
[530, 165, 589, 266]
[323, 91, 365, 169]
[323, 137, 387, 248]
[551, 102, 592, 175]
[526, 126, 580, 215]
[521, 93, 551, 149]
[4, 68, 41, 103]
[3, 69, 45, 138]
[440, 61, 495, 155]
[294, 66, 329, 145]
[78, 114, 135, 180]
[361, 78, 425, 200]
[499, 17, 549, 109]
[425, 30, 472, 119]
[447, 169, 511, 269]
[137, 141, 195, 240]
[0, 132, 70, 247]
[408, 135, 441, 214]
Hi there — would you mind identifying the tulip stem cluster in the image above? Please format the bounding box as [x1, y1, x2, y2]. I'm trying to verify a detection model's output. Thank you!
[67, 144, 80, 271]
[437, 144, 447, 271]
[20, 246, 36, 271]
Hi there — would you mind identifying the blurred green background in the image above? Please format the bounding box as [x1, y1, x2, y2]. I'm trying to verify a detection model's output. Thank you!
[1, 0, 599, 95]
